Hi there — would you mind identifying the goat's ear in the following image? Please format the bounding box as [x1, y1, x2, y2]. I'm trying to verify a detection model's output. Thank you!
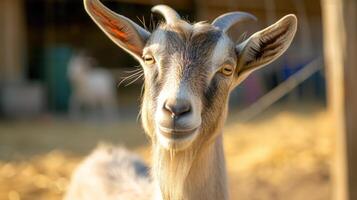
[84, 0, 150, 61]
[234, 15, 297, 83]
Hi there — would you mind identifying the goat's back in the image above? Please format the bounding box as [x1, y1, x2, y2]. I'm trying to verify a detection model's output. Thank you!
[64, 145, 153, 200]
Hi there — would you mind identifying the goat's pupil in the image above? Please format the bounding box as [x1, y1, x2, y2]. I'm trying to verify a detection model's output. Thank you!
[143, 55, 155, 64]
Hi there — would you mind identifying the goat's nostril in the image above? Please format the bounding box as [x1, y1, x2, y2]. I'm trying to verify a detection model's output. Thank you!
[163, 99, 192, 117]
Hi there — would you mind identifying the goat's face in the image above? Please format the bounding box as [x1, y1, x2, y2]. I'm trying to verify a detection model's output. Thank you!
[142, 23, 237, 150]
[84, 0, 297, 151]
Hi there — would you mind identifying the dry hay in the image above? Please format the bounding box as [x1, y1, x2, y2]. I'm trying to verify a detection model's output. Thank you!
[225, 111, 333, 200]
[0, 152, 80, 200]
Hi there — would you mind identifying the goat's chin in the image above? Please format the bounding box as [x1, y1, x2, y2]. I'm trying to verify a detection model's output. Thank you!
[156, 128, 200, 151]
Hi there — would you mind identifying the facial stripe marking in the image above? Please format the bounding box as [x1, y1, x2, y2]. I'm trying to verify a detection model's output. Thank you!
[204, 76, 219, 109]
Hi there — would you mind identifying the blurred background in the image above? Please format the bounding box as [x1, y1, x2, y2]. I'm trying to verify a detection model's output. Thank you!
[0, 0, 355, 199]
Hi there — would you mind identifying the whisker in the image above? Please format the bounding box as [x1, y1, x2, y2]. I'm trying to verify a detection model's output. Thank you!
[136, 82, 145, 122]
[123, 68, 143, 76]
[125, 73, 144, 87]
[123, 68, 142, 74]
[118, 75, 141, 87]
[124, 74, 143, 87]
[136, 108, 142, 122]
[118, 70, 143, 86]
[121, 71, 142, 82]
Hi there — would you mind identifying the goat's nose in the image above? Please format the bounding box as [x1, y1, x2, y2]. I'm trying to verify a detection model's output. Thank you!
[163, 98, 192, 118]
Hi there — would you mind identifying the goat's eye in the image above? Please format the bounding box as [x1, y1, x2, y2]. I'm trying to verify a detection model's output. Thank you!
[219, 64, 234, 76]
[143, 55, 155, 65]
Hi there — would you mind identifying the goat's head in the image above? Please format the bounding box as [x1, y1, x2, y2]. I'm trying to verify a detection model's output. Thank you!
[84, 0, 297, 151]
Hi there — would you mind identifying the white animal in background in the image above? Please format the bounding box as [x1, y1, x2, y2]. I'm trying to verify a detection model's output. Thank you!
[65, 0, 297, 199]
[67, 52, 118, 120]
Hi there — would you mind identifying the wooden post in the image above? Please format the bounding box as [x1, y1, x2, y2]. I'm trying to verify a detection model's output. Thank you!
[321, 0, 357, 199]
[0, 0, 26, 82]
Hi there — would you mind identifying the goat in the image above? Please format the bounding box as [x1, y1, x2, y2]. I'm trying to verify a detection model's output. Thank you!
[65, 0, 297, 199]
[67, 52, 118, 120]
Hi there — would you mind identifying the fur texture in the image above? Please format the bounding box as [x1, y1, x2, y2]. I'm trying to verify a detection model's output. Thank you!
[65, 1, 297, 199]
[65, 146, 152, 200]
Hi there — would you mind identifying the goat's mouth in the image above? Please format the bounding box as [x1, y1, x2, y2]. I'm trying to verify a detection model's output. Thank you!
[159, 126, 198, 139]
[156, 125, 200, 150]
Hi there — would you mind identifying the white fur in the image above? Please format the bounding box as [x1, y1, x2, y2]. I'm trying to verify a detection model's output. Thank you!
[155, 70, 202, 150]
[65, 146, 152, 200]
[68, 53, 118, 120]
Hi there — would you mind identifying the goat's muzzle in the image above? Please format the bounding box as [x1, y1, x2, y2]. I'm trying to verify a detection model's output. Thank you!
[156, 97, 201, 150]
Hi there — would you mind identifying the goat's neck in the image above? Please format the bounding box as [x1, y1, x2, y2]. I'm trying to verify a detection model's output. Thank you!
[152, 134, 228, 200]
